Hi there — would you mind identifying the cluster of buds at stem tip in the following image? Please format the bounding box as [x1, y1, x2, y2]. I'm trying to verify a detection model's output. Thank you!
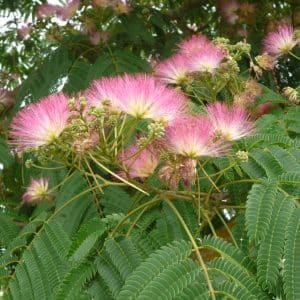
[255, 53, 276, 71]
[283, 87, 299, 104]
[147, 121, 166, 139]
[236, 150, 249, 162]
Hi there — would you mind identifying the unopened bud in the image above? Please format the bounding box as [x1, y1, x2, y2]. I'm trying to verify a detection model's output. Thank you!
[255, 53, 276, 70]
[236, 150, 249, 162]
[283, 87, 299, 104]
[25, 159, 33, 168]
[148, 121, 165, 138]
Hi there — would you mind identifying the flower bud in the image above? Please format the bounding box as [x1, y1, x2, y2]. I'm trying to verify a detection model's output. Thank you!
[236, 150, 249, 162]
[283, 87, 299, 104]
[148, 121, 165, 139]
[255, 53, 276, 70]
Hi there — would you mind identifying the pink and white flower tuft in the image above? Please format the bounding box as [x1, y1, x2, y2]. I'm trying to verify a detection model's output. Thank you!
[17, 25, 31, 40]
[219, 0, 239, 24]
[23, 178, 50, 204]
[154, 54, 190, 84]
[263, 25, 297, 56]
[85, 74, 187, 123]
[165, 116, 227, 158]
[57, 0, 80, 20]
[10, 93, 70, 152]
[36, 3, 59, 19]
[178, 34, 210, 56]
[188, 43, 225, 73]
[207, 102, 254, 141]
[119, 139, 159, 179]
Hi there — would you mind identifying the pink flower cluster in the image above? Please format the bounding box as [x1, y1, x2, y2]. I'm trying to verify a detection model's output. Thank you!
[36, 0, 80, 20]
[85, 74, 187, 123]
[218, 0, 255, 25]
[154, 34, 226, 84]
[119, 101, 253, 181]
[263, 24, 298, 57]
[10, 73, 254, 187]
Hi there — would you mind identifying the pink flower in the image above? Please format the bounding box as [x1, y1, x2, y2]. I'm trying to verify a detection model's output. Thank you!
[263, 25, 297, 56]
[17, 25, 30, 40]
[23, 178, 50, 204]
[36, 3, 59, 19]
[219, 0, 239, 24]
[85, 74, 187, 124]
[154, 54, 190, 84]
[57, 0, 80, 20]
[207, 102, 254, 141]
[188, 43, 225, 73]
[165, 116, 227, 158]
[119, 139, 159, 179]
[178, 34, 210, 56]
[89, 31, 109, 45]
[10, 93, 70, 152]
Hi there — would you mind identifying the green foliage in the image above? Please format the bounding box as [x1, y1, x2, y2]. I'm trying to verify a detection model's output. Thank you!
[8, 220, 71, 300]
[257, 194, 295, 291]
[245, 180, 278, 244]
[0, 214, 19, 246]
[283, 208, 300, 300]
[117, 240, 209, 300]
[68, 217, 106, 262]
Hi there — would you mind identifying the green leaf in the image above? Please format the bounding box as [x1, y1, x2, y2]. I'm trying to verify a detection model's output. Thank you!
[116, 240, 207, 299]
[201, 236, 255, 273]
[0, 214, 19, 247]
[104, 238, 142, 280]
[283, 208, 300, 300]
[209, 258, 268, 299]
[87, 50, 151, 83]
[256, 84, 287, 105]
[257, 194, 295, 290]
[8, 220, 71, 300]
[14, 47, 73, 112]
[68, 217, 106, 262]
[63, 59, 91, 93]
[55, 172, 96, 236]
[245, 180, 278, 243]
[54, 261, 96, 300]
[0, 137, 14, 168]
[120, 15, 155, 46]
[102, 186, 133, 215]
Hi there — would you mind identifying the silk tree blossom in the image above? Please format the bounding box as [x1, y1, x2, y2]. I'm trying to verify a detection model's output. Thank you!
[165, 116, 227, 158]
[263, 25, 297, 56]
[188, 43, 225, 73]
[85, 74, 187, 123]
[23, 178, 50, 204]
[154, 54, 190, 84]
[57, 0, 80, 20]
[119, 139, 159, 179]
[36, 3, 59, 18]
[17, 25, 30, 40]
[207, 102, 254, 141]
[219, 0, 239, 24]
[10, 93, 70, 152]
[178, 34, 209, 56]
